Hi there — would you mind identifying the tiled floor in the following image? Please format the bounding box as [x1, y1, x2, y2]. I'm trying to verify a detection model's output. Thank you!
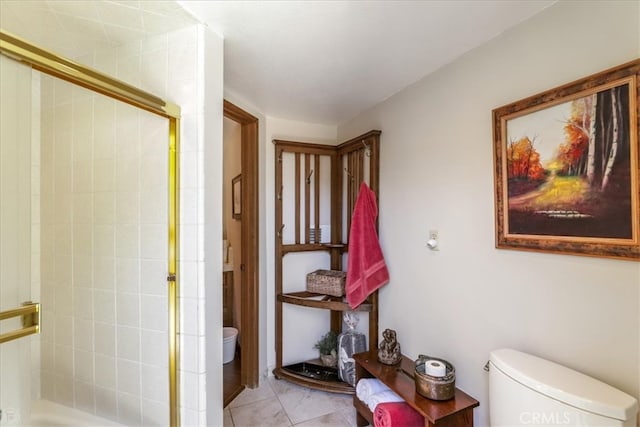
[224, 376, 361, 427]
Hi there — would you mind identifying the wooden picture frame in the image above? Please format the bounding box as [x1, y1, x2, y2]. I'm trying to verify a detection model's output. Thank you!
[232, 174, 242, 220]
[492, 60, 640, 261]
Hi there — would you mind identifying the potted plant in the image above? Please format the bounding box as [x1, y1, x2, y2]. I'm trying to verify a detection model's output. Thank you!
[314, 330, 338, 367]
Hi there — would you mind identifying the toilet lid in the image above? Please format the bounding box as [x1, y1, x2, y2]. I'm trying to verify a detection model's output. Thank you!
[490, 349, 638, 421]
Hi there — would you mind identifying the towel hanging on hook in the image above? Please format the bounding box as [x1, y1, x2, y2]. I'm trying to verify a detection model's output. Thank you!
[346, 182, 389, 309]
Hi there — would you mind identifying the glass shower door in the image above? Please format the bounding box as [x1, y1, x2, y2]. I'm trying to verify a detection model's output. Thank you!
[1, 39, 173, 425]
[0, 53, 36, 427]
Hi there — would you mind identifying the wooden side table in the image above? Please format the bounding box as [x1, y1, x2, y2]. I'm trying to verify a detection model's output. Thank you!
[354, 351, 479, 427]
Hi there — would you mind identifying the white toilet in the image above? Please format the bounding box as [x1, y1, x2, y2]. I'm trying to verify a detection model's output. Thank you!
[223, 327, 238, 364]
[489, 349, 638, 426]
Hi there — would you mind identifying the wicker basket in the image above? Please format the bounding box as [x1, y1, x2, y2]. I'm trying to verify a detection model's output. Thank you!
[306, 269, 346, 297]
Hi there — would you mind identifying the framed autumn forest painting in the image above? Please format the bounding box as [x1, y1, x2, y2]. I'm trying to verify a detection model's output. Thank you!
[493, 59, 640, 261]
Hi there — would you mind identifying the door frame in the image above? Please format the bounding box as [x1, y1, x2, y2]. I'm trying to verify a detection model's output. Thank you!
[223, 100, 259, 387]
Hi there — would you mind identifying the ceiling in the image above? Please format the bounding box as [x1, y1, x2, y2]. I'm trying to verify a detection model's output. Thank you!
[0, 1, 197, 58]
[1, 0, 556, 125]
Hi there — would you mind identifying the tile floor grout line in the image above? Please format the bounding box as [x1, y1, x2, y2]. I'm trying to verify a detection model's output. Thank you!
[268, 377, 295, 426]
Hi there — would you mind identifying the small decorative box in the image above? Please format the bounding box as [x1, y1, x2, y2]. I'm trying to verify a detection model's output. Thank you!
[306, 269, 346, 297]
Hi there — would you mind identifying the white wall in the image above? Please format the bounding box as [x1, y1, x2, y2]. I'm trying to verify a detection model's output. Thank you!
[337, 2, 640, 425]
[201, 25, 225, 427]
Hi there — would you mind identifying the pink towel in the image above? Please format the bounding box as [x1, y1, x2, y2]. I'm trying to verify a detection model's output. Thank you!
[346, 182, 389, 309]
[374, 402, 423, 427]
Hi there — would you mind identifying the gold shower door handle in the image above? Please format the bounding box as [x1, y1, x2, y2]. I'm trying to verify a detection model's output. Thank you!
[0, 302, 40, 344]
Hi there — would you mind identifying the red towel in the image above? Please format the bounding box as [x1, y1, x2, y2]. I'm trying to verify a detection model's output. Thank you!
[346, 182, 390, 309]
[374, 402, 423, 427]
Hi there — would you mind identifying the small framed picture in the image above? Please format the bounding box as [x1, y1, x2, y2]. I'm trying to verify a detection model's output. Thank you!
[232, 174, 242, 220]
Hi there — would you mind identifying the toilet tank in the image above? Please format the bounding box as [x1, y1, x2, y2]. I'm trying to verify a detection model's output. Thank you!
[489, 349, 638, 427]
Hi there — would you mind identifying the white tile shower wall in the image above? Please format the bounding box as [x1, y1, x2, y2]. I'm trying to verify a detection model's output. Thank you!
[40, 57, 170, 425]
[166, 25, 210, 426]
[86, 24, 212, 425]
[40, 72, 54, 403]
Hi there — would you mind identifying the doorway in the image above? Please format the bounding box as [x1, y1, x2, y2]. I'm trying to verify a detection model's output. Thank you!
[222, 100, 259, 406]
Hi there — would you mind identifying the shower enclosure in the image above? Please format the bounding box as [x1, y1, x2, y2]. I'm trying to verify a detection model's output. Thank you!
[0, 31, 180, 426]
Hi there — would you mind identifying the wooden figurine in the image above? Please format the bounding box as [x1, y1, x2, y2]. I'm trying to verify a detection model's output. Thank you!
[377, 328, 402, 365]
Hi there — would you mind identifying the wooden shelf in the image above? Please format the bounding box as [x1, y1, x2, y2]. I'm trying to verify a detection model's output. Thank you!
[281, 243, 346, 255]
[278, 291, 372, 312]
[273, 365, 354, 394]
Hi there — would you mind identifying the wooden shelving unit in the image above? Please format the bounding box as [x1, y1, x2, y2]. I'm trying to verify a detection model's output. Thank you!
[273, 130, 381, 394]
